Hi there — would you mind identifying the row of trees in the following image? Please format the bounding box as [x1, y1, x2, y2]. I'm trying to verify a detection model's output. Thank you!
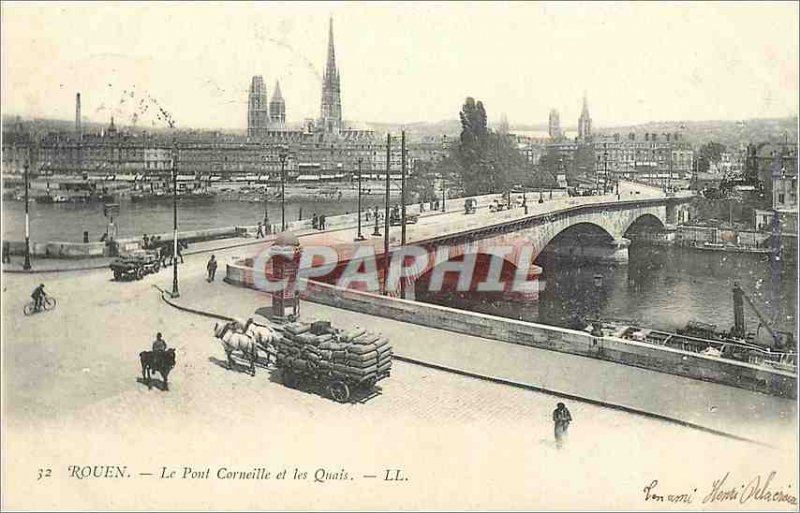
[409, 97, 556, 201]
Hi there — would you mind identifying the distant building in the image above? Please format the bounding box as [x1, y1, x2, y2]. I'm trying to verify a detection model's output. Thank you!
[577, 93, 592, 142]
[548, 109, 561, 140]
[319, 17, 342, 135]
[269, 81, 286, 129]
[247, 75, 269, 138]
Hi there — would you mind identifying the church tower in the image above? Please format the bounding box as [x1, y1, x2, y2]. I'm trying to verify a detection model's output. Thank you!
[269, 80, 286, 129]
[248, 75, 268, 138]
[548, 108, 561, 140]
[578, 93, 592, 141]
[319, 17, 342, 135]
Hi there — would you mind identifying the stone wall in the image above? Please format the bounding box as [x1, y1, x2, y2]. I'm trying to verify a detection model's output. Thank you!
[225, 258, 795, 399]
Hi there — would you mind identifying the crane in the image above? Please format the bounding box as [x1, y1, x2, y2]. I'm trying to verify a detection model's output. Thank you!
[731, 282, 794, 350]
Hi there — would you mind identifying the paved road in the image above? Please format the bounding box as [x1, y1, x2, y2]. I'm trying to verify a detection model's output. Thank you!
[2, 234, 796, 510]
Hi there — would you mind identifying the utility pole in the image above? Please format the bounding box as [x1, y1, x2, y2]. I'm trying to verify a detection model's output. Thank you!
[355, 157, 365, 241]
[171, 143, 180, 298]
[383, 133, 391, 295]
[23, 153, 31, 271]
[441, 134, 447, 212]
[401, 131, 407, 247]
[280, 146, 288, 231]
[400, 131, 407, 298]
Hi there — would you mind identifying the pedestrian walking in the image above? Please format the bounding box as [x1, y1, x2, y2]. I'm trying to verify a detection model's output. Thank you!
[256, 221, 264, 238]
[142, 234, 150, 249]
[319, 214, 326, 230]
[552, 402, 573, 448]
[1, 240, 10, 264]
[206, 254, 218, 282]
[312, 213, 319, 229]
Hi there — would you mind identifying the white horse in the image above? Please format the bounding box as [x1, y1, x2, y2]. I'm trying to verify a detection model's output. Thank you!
[242, 318, 281, 366]
[213, 321, 258, 376]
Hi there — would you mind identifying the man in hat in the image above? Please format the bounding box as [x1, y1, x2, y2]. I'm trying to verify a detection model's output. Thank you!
[552, 402, 573, 448]
[152, 332, 167, 353]
[207, 254, 218, 282]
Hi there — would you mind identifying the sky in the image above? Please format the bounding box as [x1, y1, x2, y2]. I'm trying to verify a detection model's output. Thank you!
[2, 1, 798, 130]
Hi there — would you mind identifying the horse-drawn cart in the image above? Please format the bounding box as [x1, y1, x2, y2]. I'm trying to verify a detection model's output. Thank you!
[275, 321, 392, 403]
[110, 250, 161, 281]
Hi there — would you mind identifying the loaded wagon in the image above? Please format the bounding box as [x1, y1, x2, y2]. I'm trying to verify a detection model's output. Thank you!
[109, 250, 161, 281]
[389, 209, 419, 226]
[275, 321, 392, 403]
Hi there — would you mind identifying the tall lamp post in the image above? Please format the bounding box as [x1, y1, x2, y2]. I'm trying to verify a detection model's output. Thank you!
[382, 133, 391, 295]
[279, 146, 288, 231]
[263, 154, 270, 230]
[171, 143, 180, 298]
[23, 157, 31, 270]
[355, 157, 365, 241]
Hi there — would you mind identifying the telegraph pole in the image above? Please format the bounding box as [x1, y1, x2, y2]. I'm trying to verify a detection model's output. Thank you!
[355, 157, 365, 241]
[383, 133, 391, 295]
[280, 146, 288, 231]
[171, 143, 180, 298]
[23, 154, 31, 271]
[401, 131, 407, 247]
[400, 131, 407, 298]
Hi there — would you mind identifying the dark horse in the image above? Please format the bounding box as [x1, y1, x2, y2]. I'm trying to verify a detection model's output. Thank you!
[152, 240, 188, 267]
[139, 349, 176, 390]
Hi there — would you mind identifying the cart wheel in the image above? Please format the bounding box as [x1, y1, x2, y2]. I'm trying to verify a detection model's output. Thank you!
[154, 262, 160, 272]
[363, 376, 376, 390]
[113, 271, 121, 280]
[283, 370, 298, 389]
[328, 380, 350, 403]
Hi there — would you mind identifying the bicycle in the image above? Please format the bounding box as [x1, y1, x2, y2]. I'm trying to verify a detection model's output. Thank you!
[23, 296, 57, 316]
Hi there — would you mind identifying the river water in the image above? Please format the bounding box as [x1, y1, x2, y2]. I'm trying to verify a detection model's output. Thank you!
[1, 196, 376, 243]
[418, 244, 798, 340]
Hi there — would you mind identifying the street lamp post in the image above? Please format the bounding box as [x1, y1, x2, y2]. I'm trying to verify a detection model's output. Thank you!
[171, 144, 180, 298]
[400, 131, 407, 247]
[23, 157, 31, 270]
[263, 156, 270, 230]
[279, 146, 288, 232]
[382, 133, 391, 295]
[355, 157, 365, 241]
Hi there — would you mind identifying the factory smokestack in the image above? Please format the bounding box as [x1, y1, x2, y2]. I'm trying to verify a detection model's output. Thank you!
[75, 93, 82, 139]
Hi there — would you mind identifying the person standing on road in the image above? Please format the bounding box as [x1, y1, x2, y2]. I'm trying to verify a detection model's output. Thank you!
[2, 240, 10, 264]
[207, 254, 218, 282]
[552, 402, 573, 448]
[256, 221, 264, 238]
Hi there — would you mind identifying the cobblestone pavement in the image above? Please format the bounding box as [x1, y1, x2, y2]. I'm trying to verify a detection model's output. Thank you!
[2, 236, 796, 511]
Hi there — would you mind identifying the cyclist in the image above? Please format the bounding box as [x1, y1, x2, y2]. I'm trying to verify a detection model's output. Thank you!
[31, 283, 46, 312]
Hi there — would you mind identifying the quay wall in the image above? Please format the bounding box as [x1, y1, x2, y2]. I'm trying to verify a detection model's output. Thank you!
[223, 258, 796, 399]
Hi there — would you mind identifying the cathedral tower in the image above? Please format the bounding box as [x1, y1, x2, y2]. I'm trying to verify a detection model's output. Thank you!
[248, 75, 268, 138]
[269, 80, 286, 129]
[319, 17, 342, 135]
[578, 93, 592, 142]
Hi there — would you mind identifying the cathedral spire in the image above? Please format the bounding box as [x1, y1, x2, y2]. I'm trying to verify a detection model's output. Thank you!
[320, 16, 342, 134]
[325, 16, 337, 80]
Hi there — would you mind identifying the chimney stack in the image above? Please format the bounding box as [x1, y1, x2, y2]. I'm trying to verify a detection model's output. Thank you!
[75, 93, 82, 140]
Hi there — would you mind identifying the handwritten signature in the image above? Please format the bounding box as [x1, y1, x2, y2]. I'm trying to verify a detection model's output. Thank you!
[643, 471, 797, 506]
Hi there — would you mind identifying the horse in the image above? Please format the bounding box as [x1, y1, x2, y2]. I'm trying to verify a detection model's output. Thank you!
[242, 318, 281, 366]
[155, 240, 189, 266]
[213, 321, 258, 376]
[139, 348, 177, 390]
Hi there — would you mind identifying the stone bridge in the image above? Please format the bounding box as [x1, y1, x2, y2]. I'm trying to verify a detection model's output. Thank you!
[267, 190, 694, 302]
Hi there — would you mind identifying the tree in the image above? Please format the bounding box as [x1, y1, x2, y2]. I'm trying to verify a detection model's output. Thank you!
[455, 97, 530, 196]
[697, 141, 727, 173]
